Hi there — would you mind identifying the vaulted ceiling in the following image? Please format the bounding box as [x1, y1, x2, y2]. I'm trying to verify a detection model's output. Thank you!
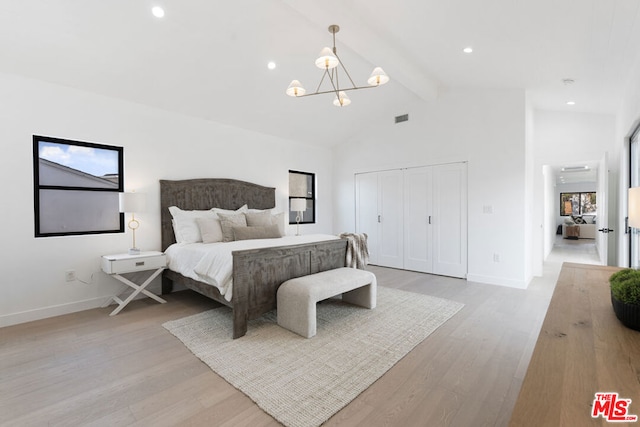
[1, 0, 639, 147]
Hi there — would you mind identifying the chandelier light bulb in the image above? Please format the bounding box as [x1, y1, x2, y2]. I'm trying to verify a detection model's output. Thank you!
[367, 67, 390, 86]
[315, 47, 339, 69]
[286, 80, 306, 97]
[333, 91, 351, 107]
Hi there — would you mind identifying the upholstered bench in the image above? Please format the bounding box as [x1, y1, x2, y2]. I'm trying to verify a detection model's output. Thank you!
[277, 267, 377, 338]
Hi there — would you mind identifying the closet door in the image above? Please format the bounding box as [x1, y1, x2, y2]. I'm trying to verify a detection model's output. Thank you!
[404, 167, 433, 272]
[378, 170, 404, 268]
[355, 172, 380, 265]
[432, 162, 467, 278]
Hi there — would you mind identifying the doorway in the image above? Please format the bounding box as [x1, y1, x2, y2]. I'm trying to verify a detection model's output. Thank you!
[542, 161, 604, 266]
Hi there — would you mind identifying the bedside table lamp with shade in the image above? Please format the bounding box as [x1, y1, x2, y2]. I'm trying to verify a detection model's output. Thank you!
[119, 192, 146, 255]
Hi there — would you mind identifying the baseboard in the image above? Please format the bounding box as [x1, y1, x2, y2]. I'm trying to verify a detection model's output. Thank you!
[1, 276, 164, 328]
[466, 273, 528, 289]
[0, 296, 109, 328]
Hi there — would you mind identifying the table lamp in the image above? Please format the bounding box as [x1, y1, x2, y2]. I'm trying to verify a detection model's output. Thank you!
[119, 192, 146, 254]
[290, 198, 307, 236]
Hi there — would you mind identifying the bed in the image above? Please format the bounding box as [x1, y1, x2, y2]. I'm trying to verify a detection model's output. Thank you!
[160, 178, 347, 338]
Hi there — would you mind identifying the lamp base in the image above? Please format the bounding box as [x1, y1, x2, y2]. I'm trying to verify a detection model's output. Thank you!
[128, 248, 141, 255]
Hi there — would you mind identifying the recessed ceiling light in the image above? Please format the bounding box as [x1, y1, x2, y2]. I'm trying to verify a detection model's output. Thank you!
[152, 6, 165, 18]
[567, 101, 576, 106]
[267, 61, 276, 70]
[463, 47, 473, 53]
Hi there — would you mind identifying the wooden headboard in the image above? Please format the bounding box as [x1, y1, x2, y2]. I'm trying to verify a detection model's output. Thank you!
[159, 178, 276, 251]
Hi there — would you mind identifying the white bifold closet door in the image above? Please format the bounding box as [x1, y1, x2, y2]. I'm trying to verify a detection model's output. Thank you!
[431, 163, 467, 278]
[403, 166, 433, 272]
[355, 169, 403, 268]
[356, 163, 467, 278]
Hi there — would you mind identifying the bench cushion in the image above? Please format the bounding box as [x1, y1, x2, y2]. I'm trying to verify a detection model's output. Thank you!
[281, 267, 375, 301]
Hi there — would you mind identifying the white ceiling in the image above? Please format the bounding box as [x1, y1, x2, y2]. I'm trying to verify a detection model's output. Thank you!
[552, 163, 599, 185]
[1, 0, 639, 147]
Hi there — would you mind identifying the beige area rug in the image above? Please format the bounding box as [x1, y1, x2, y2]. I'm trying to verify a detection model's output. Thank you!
[163, 286, 464, 427]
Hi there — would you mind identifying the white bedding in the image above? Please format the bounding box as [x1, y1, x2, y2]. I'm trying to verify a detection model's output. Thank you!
[165, 234, 340, 301]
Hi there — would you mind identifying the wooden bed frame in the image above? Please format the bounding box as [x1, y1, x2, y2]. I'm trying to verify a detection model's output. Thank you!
[160, 178, 347, 338]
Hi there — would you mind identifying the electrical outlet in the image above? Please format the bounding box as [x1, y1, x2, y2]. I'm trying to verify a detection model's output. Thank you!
[493, 253, 500, 263]
[65, 270, 76, 282]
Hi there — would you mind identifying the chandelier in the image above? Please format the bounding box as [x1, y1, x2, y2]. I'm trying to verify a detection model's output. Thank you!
[286, 25, 389, 107]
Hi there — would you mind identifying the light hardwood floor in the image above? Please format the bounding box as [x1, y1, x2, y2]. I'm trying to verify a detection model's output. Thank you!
[0, 240, 599, 427]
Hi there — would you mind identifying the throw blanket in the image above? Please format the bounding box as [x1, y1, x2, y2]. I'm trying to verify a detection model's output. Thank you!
[339, 232, 369, 269]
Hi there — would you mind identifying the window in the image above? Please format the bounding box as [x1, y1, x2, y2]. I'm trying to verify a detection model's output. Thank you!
[33, 135, 124, 237]
[560, 192, 597, 216]
[289, 170, 315, 224]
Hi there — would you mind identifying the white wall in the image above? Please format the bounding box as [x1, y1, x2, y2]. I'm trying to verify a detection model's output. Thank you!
[0, 72, 334, 327]
[542, 165, 555, 258]
[524, 95, 534, 282]
[332, 88, 529, 288]
[532, 110, 616, 269]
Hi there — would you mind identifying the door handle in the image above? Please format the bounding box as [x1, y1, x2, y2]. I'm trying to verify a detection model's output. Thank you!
[377, 215, 381, 223]
[598, 228, 614, 233]
[428, 216, 431, 224]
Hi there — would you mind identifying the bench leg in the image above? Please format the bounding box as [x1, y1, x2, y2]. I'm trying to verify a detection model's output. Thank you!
[343, 279, 377, 309]
[278, 299, 317, 338]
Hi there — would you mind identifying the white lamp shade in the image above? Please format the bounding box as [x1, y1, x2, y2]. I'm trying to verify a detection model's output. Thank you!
[315, 47, 339, 69]
[333, 91, 351, 107]
[290, 198, 307, 212]
[630, 187, 640, 228]
[286, 80, 306, 97]
[367, 67, 389, 86]
[119, 192, 146, 213]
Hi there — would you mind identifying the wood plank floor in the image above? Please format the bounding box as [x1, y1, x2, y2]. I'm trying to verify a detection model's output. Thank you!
[0, 258, 573, 427]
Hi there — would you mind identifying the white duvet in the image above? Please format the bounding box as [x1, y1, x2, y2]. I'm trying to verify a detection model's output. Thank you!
[165, 234, 340, 301]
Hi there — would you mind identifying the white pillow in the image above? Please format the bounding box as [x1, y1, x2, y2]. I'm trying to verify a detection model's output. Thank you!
[168, 206, 218, 243]
[213, 204, 248, 216]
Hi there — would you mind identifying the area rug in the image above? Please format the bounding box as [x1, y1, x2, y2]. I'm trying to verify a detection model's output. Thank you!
[163, 286, 464, 427]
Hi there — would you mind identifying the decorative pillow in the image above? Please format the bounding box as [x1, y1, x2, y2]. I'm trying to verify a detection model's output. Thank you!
[233, 225, 281, 241]
[212, 205, 248, 216]
[572, 215, 587, 224]
[196, 217, 223, 244]
[245, 211, 273, 227]
[218, 212, 248, 242]
[271, 212, 285, 236]
[168, 206, 218, 243]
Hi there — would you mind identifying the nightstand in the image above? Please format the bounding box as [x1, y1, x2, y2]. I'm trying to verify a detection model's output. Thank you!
[101, 251, 167, 316]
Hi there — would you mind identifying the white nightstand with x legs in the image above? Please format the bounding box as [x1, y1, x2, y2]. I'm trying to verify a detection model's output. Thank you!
[101, 251, 167, 316]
